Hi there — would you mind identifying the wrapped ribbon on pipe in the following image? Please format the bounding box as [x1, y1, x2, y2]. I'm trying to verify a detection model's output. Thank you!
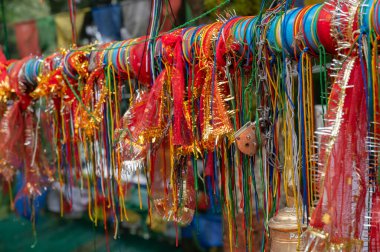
[267, 14, 283, 53]
[302, 4, 322, 54]
[282, 8, 302, 56]
[7, 1, 380, 80]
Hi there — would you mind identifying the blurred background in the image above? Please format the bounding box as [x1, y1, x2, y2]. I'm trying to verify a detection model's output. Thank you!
[0, 0, 322, 251]
[0, 0, 228, 59]
[0, 0, 322, 59]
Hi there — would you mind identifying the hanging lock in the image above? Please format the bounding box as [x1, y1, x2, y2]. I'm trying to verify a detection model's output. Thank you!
[234, 122, 259, 156]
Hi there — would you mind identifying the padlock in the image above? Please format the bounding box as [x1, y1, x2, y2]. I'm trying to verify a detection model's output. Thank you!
[234, 121, 258, 156]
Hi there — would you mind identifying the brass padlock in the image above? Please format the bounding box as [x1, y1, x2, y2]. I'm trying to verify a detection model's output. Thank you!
[234, 121, 258, 156]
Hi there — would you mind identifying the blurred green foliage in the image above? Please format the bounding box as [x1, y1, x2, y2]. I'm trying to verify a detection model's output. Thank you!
[4, 0, 50, 24]
[0, 0, 114, 58]
[0, 0, 51, 58]
[204, 0, 260, 16]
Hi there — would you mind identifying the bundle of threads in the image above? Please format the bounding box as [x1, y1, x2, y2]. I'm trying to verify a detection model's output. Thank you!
[0, 0, 379, 251]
